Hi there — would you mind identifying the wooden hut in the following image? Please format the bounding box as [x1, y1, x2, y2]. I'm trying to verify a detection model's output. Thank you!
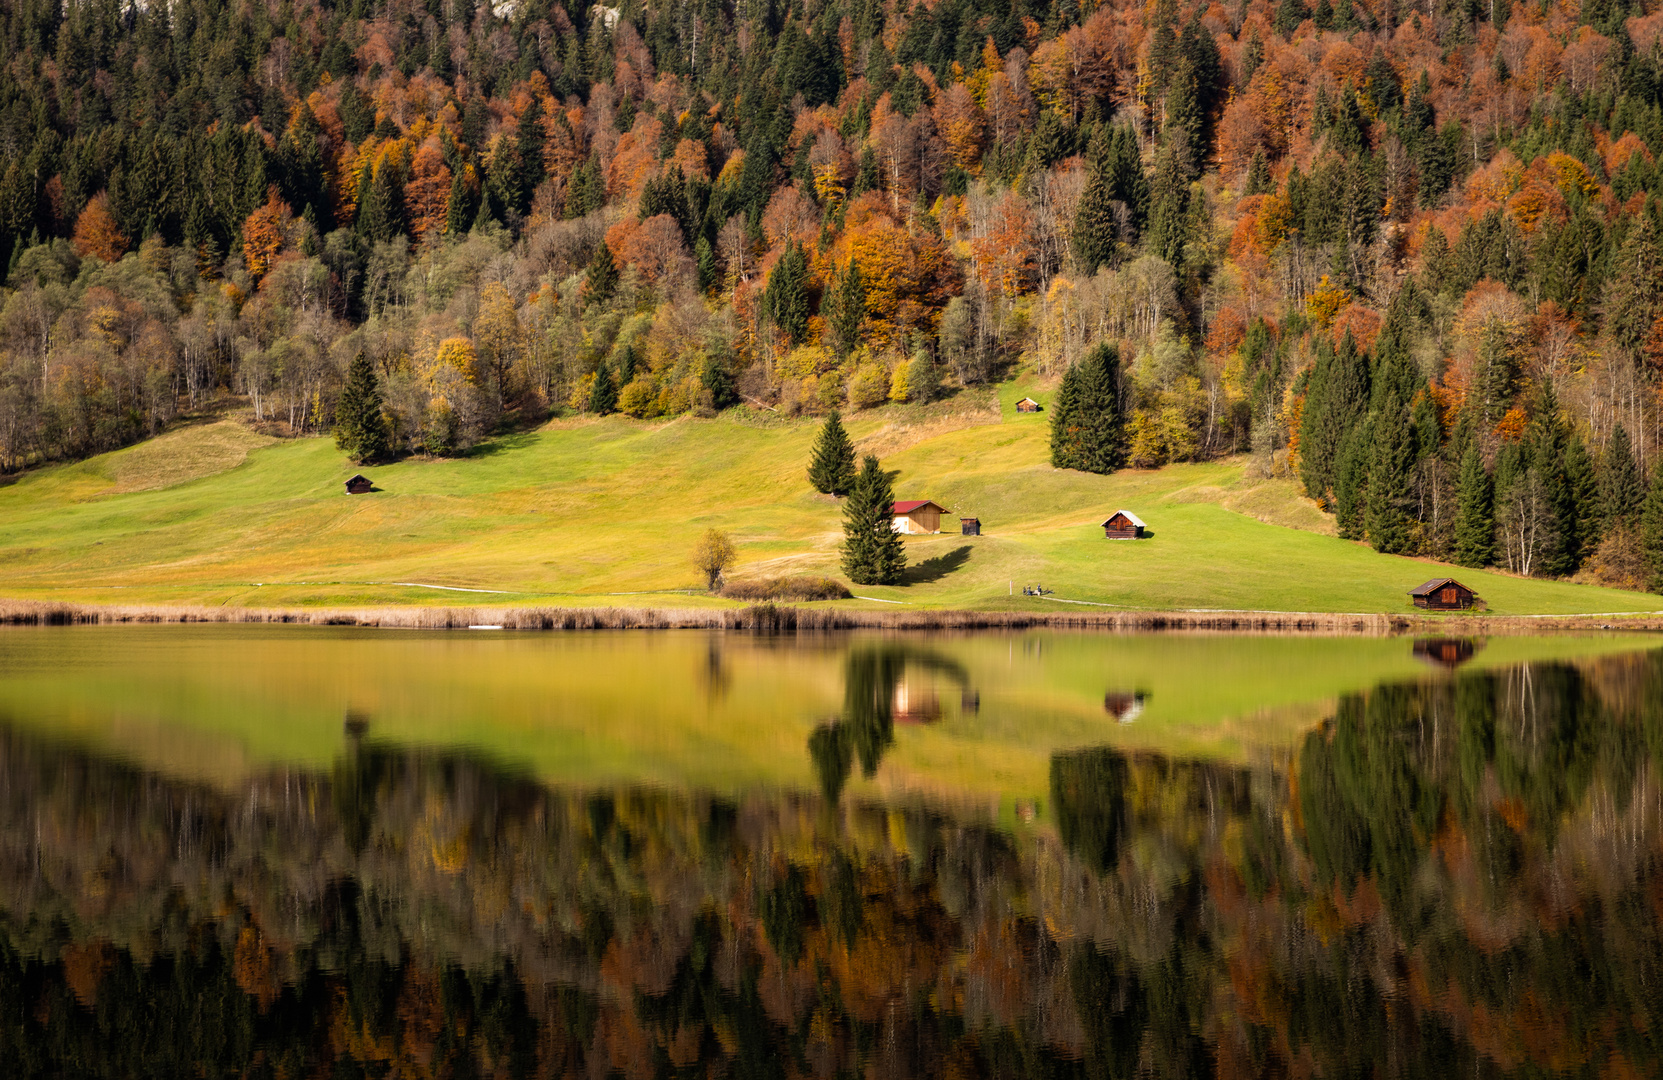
[345, 474, 373, 495]
[1412, 638, 1480, 669]
[892, 500, 948, 535]
[1015, 396, 1042, 412]
[1408, 578, 1479, 610]
[960, 517, 981, 536]
[1101, 510, 1146, 539]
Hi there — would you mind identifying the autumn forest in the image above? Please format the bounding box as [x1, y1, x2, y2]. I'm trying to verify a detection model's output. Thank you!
[5, 0, 1663, 581]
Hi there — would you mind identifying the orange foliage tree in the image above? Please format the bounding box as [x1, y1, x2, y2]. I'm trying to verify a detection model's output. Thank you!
[242, 188, 292, 285]
[71, 192, 128, 263]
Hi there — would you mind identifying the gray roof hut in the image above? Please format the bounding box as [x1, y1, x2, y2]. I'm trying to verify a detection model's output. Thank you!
[1101, 510, 1146, 539]
[1409, 578, 1478, 610]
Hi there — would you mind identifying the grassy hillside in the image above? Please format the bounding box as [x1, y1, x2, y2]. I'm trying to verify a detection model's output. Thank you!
[0, 391, 1659, 616]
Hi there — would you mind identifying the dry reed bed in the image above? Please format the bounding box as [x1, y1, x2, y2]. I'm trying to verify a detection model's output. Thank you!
[1, 599, 1658, 634]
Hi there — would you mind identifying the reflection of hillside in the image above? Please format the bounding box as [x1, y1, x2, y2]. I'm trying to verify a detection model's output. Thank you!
[0, 649, 1659, 1076]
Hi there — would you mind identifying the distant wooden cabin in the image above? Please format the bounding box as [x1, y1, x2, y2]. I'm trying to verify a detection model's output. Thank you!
[1015, 396, 1042, 412]
[1409, 578, 1478, 610]
[960, 517, 981, 536]
[1101, 510, 1146, 539]
[892, 500, 948, 535]
[345, 474, 373, 495]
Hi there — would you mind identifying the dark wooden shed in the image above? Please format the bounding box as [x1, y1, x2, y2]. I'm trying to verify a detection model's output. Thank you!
[1101, 510, 1146, 539]
[1413, 638, 1480, 669]
[345, 474, 373, 495]
[960, 517, 981, 536]
[1409, 577, 1478, 610]
[1015, 396, 1041, 412]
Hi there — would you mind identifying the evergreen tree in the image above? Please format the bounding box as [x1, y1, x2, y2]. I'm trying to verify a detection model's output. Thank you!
[1071, 138, 1119, 275]
[1049, 362, 1084, 470]
[701, 352, 739, 410]
[588, 362, 618, 414]
[1605, 213, 1663, 360]
[1365, 346, 1420, 554]
[1333, 425, 1370, 539]
[1454, 443, 1494, 566]
[808, 411, 858, 496]
[334, 352, 391, 464]
[1076, 343, 1125, 474]
[825, 259, 866, 357]
[1643, 462, 1663, 594]
[765, 241, 812, 345]
[584, 242, 619, 305]
[1244, 150, 1271, 196]
[841, 454, 907, 585]
[1599, 424, 1645, 531]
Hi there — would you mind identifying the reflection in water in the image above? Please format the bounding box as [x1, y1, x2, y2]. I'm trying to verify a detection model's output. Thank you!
[0, 647, 1661, 1076]
[1102, 690, 1147, 723]
[1413, 636, 1483, 669]
[808, 645, 969, 803]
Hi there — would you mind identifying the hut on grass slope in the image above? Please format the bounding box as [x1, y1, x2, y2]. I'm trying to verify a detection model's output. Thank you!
[1015, 397, 1042, 412]
[1101, 510, 1146, 539]
[345, 474, 373, 495]
[892, 500, 948, 535]
[1409, 578, 1479, 610]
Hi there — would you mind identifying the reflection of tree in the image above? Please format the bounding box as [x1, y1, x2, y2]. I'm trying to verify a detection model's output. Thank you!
[1049, 748, 1128, 875]
[808, 646, 969, 804]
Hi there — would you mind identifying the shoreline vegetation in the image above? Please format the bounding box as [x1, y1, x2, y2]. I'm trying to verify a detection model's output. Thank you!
[1, 598, 1660, 635]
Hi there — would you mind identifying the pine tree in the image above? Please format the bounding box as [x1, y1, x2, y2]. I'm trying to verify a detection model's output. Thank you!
[701, 352, 739, 410]
[1244, 150, 1271, 195]
[841, 454, 907, 585]
[1333, 424, 1370, 539]
[1453, 443, 1494, 566]
[1643, 461, 1663, 594]
[1049, 362, 1084, 470]
[809, 411, 858, 496]
[588, 362, 618, 414]
[1599, 424, 1645, 532]
[1365, 338, 1422, 554]
[825, 259, 866, 357]
[584, 243, 619, 306]
[765, 241, 811, 345]
[1076, 343, 1125, 474]
[1071, 133, 1119, 274]
[334, 352, 391, 464]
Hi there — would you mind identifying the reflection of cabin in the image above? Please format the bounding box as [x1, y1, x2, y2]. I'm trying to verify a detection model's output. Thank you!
[1101, 510, 1146, 539]
[345, 474, 373, 495]
[1413, 638, 1480, 669]
[892, 682, 942, 724]
[1409, 577, 1478, 610]
[1015, 396, 1042, 412]
[960, 517, 981, 536]
[892, 500, 948, 535]
[1104, 692, 1147, 723]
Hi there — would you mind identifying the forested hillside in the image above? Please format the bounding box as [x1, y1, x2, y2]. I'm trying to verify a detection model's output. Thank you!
[3, 0, 1663, 582]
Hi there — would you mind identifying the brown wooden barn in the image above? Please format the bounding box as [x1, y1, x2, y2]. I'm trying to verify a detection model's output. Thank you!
[345, 474, 373, 495]
[1101, 510, 1146, 539]
[1409, 578, 1479, 610]
[1015, 397, 1041, 412]
[960, 517, 981, 536]
[892, 500, 948, 535]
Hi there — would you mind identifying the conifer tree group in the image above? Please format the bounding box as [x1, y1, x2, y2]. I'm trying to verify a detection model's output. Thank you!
[841, 455, 906, 586]
[1048, 344, 1125, 474]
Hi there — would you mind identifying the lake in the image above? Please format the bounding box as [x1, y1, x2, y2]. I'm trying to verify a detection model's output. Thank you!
[0, 626, 1660, 1077]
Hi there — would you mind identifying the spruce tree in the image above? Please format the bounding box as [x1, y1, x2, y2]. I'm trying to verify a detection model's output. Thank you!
[1071, 133, 1119, 275]
[826, 259, 866, 357]
[584, 242, 619, 306]
[1643, 462, 1663, 594]
[588, 362, 618, 414]
[765, 241, 811, 345]
[334, 351, 391, 464]
[1076, 343, 1125, 474]
[701, 352, 738, 410]
[1599, 424, 1644, 531]
[841, 454, 906, 585]
[809, 411, 858, 496]
[1049, 362, 1084, 470]
[1453, 443, 1494, 567]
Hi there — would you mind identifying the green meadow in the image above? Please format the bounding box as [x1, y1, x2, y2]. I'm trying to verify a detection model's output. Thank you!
[0, 384, 1659, 616]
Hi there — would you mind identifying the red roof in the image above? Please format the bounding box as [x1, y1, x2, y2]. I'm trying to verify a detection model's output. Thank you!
[893, 500, 946, 514]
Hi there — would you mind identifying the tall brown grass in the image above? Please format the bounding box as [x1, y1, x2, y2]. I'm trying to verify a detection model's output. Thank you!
[0, 598, 1652, 633]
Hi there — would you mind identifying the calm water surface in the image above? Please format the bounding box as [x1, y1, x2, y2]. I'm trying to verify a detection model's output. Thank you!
[1, 626, 1661, 1078]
